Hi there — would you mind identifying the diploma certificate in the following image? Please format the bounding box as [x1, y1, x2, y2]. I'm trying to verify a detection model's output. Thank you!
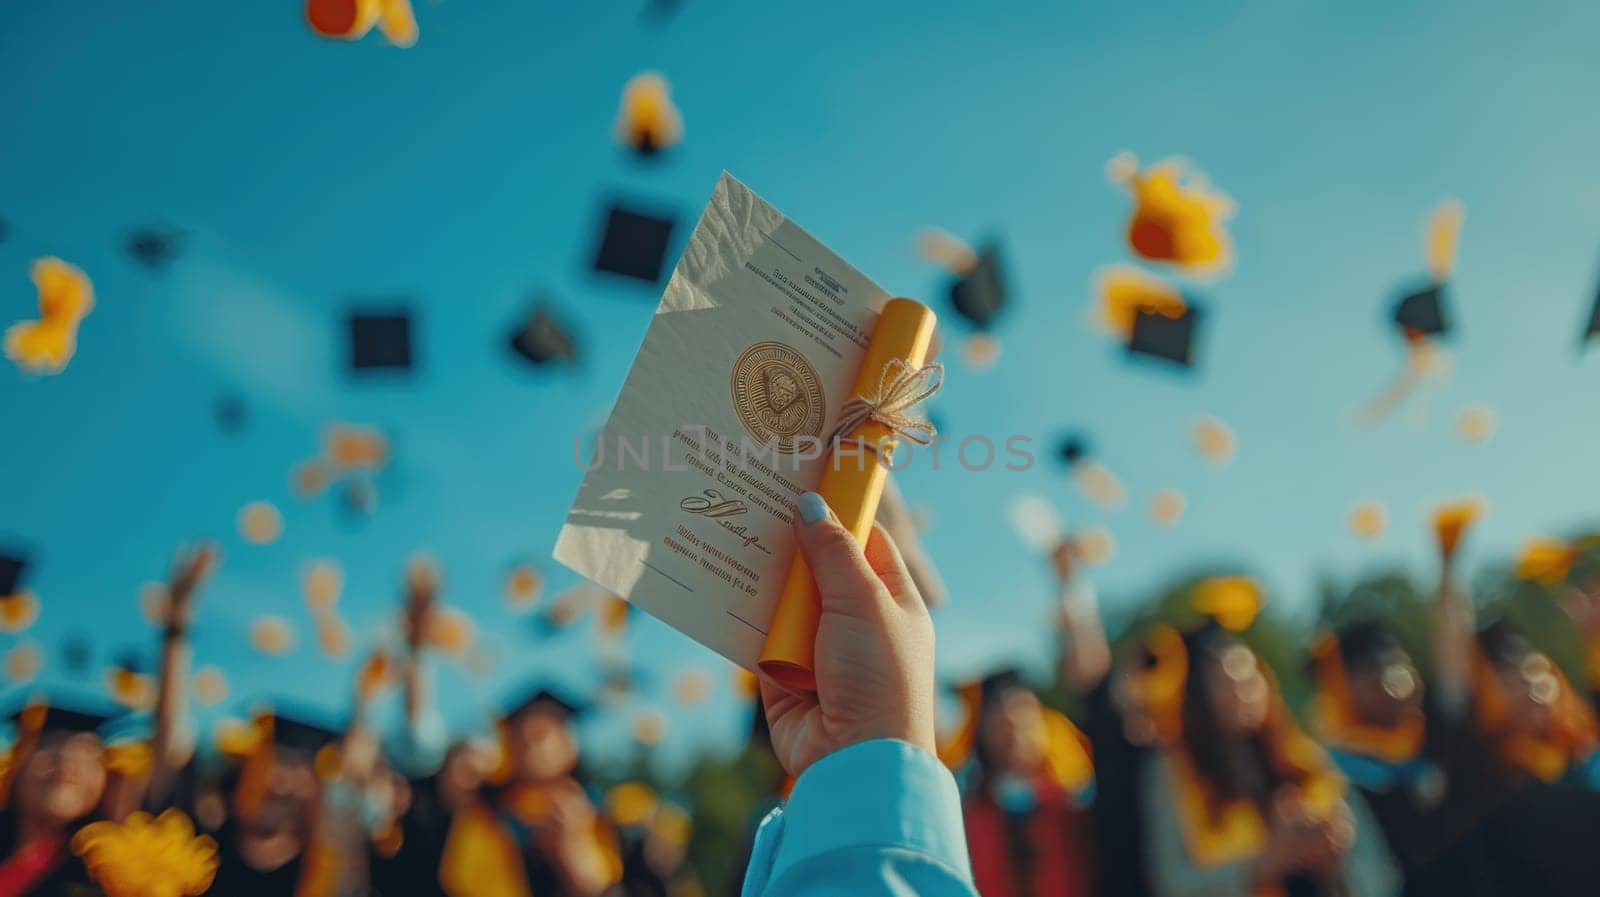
[553, 172, 891, 670]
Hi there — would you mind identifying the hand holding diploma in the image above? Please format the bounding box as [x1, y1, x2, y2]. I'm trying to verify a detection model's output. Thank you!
[556, 174, 944, 678]
[759, 298, 940, 690]
[759, 492, 937, 777]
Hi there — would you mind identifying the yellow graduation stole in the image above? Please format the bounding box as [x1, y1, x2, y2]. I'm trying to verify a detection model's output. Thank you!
[439, 802, 533, 897]
[1308, 637, 1424, 764]
[438, 792, 622, 897]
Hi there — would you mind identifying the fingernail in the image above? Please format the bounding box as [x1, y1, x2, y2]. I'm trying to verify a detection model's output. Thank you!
[797, 491, 828, 525]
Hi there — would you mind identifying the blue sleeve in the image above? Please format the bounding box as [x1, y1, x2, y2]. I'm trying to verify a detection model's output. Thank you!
[386, 707, 449, 778]
[740, 739, 977, 897]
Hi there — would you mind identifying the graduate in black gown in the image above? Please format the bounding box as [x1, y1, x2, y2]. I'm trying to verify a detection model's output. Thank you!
[204, 709, 343, 897]
[0, 699, 114, 897]
[370, 741, 487, 897]
[367, 558, 466, 897]
[1307, 616, 1517, 897]
[604, 784, 697, 897]
[1465, 619, 1600, 897]
[436, 687, 621, 897]
[1050, 540, 1151, 897]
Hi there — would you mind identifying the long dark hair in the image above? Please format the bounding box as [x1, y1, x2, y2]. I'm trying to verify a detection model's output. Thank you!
[969, 670, 1027, 797]
[1178, 626, 1311, 816]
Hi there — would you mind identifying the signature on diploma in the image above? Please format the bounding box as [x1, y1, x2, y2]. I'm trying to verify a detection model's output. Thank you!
[679, 490, 772, 554]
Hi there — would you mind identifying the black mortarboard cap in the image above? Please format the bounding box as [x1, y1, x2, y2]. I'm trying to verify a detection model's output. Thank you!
[503, 685, 587, 722]
[9, 698, 116, 737]
[113, 649, 145, 674]
[0, 552, 24, 596]
[1127, 304, 1200, 367]
[641, 0, 683, 23]
[1581, 271, 1600, 348]
[1333, 619, 1408, 671]
[1056, 435, 1089, 466]
[1393, 283, 1448, 337]
[215, 396, 247, 434]
[61, 634, 92, 675]
[978, 668, 1028, 705]
[347, 309, 414, 372]
[267, 709, 341, 753]
[592, 203, 677, 285]
[508, 303, 578, 366]
[1478, 619, 1535, 668]
[125, 228, 184, 272]
[949, 246, 1007, 329]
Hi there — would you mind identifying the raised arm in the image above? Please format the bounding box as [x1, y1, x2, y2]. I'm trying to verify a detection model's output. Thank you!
[149, 543, 218, 804]
[1432, 552, 1476, 717]
[379, 556, 448, 778]
[1053, 541, 1112, 695]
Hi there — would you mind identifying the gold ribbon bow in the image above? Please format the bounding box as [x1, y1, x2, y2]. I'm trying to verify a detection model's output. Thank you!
[828, 358, 944, 447]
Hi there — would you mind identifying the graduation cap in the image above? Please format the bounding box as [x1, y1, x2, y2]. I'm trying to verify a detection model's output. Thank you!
[507, 302, 578, 367]
[502, 685, 587, 723]
[0, 553, 38, 629]
[592, 202, 677, 285]
[8, 697, 118, 738]
[1358, 202, 1462, 423]
[347, 309, 414, 373]
[640, 0, 683, 23]
[949, 246, 1007, 330]
[61, 633, 92, 675]
[305, 0, 417, 46]
[1106, 153, 1235, 275]
[0, 552, 25, 597]
[978, 668, 1028, 705]
[1052, 433, 1126, 509]
[342, 479, 378, 518]
[1330, 619, 1409, 672]
[1057, 435, 1089, 465]
[214, 396, 247, 434]
[1392, 283, 1448, 338]
[1477, 619, 1537, 669]
[1580, 263, 1600, 349]
[266, 710, 341, 755]
[614, 72, 683, 158]
[112, 649, 147, 675]
[125, 227, 184, 272]
[1092, 265, 1198, 369]
[1127, 304, 1201, 367]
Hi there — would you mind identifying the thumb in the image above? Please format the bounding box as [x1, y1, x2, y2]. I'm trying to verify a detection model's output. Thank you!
[794, 491, 885, 615]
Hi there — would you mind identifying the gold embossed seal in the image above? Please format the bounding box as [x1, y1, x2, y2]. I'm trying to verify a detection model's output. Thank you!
[730, 341, 826, 452]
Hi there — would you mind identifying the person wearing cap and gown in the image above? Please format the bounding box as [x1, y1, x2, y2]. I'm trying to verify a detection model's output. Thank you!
[0, 699, 115, 896]
[602, 784, 698, 897]
[1049, 540, 1156, 897]
[1461, 619, 1600, 897]
[1306, 617, 1517, 897]
[371, 741, 488, 897]
[1301, 522, 1517, 897]
[1139, 619, 1399, 897]
[131, 545, 346, 896]
[204, 710, 346, 897]
[370, 562, 476, 897]
[941, 539, 1107, 897]
[438, 688, 621, 897]
[949, 669, 1095, 897]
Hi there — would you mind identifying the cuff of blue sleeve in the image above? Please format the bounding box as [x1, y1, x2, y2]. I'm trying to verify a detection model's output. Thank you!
[388, 710, 449, 778]
[773, 739, 970, 881]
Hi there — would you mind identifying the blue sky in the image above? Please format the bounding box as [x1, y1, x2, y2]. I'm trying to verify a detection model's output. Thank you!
[3, 0, 1599, 772]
